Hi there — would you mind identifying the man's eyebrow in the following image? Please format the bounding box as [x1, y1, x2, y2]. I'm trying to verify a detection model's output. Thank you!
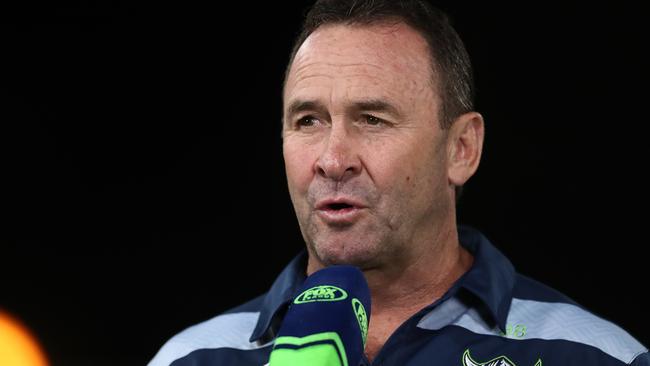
[285, 100, 327, 118]
[352, 99, 402, 117]
[285, 98, 402, 118]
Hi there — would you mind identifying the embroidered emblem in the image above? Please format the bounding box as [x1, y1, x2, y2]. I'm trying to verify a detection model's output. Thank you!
[462, 349, 542, 366]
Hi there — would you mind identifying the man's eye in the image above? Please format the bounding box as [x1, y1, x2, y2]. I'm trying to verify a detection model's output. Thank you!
[364, 115, 383, 126]
[296, 116, 318, 127]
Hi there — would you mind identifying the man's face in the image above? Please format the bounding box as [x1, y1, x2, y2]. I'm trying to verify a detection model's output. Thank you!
[282, 23, 454, 270]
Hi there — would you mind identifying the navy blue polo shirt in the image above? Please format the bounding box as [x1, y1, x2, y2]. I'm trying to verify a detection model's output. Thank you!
[149, 226, 649, 365]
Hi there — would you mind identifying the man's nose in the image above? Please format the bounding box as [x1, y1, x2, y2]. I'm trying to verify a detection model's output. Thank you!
[314, 124, 361, 182]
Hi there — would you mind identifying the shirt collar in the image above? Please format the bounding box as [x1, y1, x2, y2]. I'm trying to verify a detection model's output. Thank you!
[249, 251, 307, 343]
[456, 225, 515, 332]
[249, 225, 515, 342]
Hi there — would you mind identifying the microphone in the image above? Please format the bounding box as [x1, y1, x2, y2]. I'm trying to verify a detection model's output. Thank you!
[268, 265, 371, 366]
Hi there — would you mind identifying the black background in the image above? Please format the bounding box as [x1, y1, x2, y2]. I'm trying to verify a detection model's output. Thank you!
[2, 1, 647, 365]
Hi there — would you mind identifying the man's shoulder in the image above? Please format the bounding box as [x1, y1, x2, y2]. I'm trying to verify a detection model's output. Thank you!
[451, 273, 648, 364]
[510, 274, 647, 364]
[147, 294, 270, 366]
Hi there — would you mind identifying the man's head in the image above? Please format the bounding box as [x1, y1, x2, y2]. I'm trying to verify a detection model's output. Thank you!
[281, 0, 484, 272]
[284, 0, 475, 130]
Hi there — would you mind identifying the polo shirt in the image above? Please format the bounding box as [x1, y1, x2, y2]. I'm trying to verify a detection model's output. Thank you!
[149, 226, 649, 365]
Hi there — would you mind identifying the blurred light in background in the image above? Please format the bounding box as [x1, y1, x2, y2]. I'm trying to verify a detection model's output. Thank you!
[0, 311, 48, 366]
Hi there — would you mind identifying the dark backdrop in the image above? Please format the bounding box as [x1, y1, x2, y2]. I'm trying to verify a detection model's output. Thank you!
[2, 1, 647, 365]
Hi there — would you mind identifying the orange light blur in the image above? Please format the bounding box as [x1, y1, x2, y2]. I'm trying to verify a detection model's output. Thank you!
[0, 311, 49, 366]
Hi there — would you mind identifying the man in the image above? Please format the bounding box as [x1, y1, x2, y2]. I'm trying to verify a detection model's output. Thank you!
[149, 1, 648, 365]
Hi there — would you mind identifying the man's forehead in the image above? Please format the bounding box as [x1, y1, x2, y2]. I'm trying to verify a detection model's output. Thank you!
[295, 22, 430, 70]
[305, 21, 428, 53]
[285, 22, 435, 102]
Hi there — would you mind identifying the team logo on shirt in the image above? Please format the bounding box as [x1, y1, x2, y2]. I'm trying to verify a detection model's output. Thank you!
[462, 349, 542, 366]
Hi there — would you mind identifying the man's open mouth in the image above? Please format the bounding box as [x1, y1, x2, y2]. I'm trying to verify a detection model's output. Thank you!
[326, 202, 354, 210]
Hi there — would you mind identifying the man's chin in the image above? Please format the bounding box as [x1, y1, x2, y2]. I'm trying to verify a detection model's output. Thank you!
[312, 244, 378, 270]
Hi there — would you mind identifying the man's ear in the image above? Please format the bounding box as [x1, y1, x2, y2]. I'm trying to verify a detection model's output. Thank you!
[447, 112, 485, 187]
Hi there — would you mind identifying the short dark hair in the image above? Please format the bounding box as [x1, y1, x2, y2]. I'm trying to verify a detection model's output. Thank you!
[284, 0, 475, 130]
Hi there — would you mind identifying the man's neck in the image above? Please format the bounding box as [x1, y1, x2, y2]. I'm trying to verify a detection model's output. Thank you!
[366, 229, 471, 310]
[362, 226, 474, 361]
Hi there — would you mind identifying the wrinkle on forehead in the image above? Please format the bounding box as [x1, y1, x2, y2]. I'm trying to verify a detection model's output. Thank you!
[291, 62, 384, 84]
